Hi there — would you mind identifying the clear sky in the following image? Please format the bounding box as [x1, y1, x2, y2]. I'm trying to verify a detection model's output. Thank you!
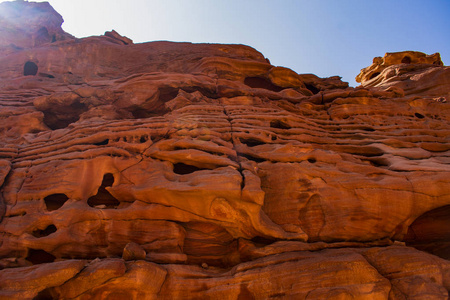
[3, 0, 450, 86]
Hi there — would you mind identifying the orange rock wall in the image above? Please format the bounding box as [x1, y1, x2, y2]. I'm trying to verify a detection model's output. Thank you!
[0, 1, 449, 299]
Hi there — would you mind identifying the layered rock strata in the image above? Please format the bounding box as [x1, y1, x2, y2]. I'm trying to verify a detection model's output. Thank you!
[0, 1, 449, 299]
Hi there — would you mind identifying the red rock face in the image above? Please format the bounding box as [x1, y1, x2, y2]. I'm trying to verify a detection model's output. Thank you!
[0, 2, 449, 299]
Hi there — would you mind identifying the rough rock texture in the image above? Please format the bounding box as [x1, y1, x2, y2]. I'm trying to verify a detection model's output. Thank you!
[356, 51, 449, 99]
[0, 1, 449, 299]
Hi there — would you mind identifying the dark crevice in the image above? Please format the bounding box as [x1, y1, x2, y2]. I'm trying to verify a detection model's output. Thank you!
[32, 224, 57, 238]
[87, 173, 120, 209]
[158, 87, 180, 102]
[26, 249, 56, 265]
[251, 236, 277, 246]
[365, 157, 390, 167]
[33, 288, 56, 300]
[39, 73, 55, 79]
[180, 86, 218, 99]
[244, 77, 284, 92]
[362, 127, 375, 132]
[44, 193, 69, 211]
[130, 107, 164, 119]
[401, 56, 411, 64]
[307, 158, 317, 163]
[239, 137, 265, 147]
[369, 72, 380, 80]
[173, 163, 208, 175]
[238, 153, 265, 163]
[403, 205, 450, 260]
[34, 27, 51, 46]
[270, 119, 291, 130]
[304, 83, 320, 95]
[414, 113, 425, 119]
[349, 147, 385, 157]
[41, 101, 88, 130]
[24, 61, 38, 76]
[94, 139, 109, 146]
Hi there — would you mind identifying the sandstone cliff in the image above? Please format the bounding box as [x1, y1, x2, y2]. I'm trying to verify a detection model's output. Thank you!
[0, 1, 449, 299]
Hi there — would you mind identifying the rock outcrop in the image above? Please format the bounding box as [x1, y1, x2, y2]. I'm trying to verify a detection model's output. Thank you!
[0, 1, 449, 299]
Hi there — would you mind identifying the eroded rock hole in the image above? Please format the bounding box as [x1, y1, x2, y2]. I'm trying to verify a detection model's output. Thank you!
[26, 249, 55, 265]
[32, 225, 57, 238]
[401, 56, 411, 64]
[42, 101, 88, 130]
[369, 72, 380, 80]
[94, 139, 109, 146]
[87, 173, 120, 209]
[140, 136, 148, 143]
[366, 157, 390, 167]
[244, 77, 284, 92]
[270, 119, 291, 130]
[239, 137, 265, 147]
[173, 163, 207, 175]
[251, 236, 276, 246]
[44, 193, 69, 211]
[403, 205, 450, 260]
[131, 108, 159, 119]
[307, 158, 317, 163]
[415, 113, 425, 119]
[304, 83, 320, 95]
[34, 288, 55, 300]
[24, 61, 38, 76]
[34, 27, 51, 46]
[159, 87, 179, 102]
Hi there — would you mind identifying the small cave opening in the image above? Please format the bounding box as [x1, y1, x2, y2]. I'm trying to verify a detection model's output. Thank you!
[401, 56, 412, 64]
[158, 87, 180, 102]
[139, 136, 148, 143]
[369, 72, 380, 80]
[270, 119, 291, 130]
[42, 101, 88, 130]
[26, 249, 56, 265]
[239, 137, 265, 147]
[24, 61, 38, 76]
[87, 173, 120, 209]
[34, 27, 51, 46]
[251, 236, 276, 246]
[173, 163, 207, 175]
[244, 77, 284, 92]
[32, 224, 57, 238]
[304, 83, 320, 95]
[307, 158, 317, 164]
[34, 288, 55, 300]
[44, 193, 69, 211]
[403, 205, 450, 260]
[130, 107, 162, 119]
[94, 139, 109, 146]
[366, 157, 390, 167]
[414, 112, 425, 119]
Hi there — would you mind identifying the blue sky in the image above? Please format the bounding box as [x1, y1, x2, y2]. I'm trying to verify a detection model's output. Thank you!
[5, 0, 450, 86]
